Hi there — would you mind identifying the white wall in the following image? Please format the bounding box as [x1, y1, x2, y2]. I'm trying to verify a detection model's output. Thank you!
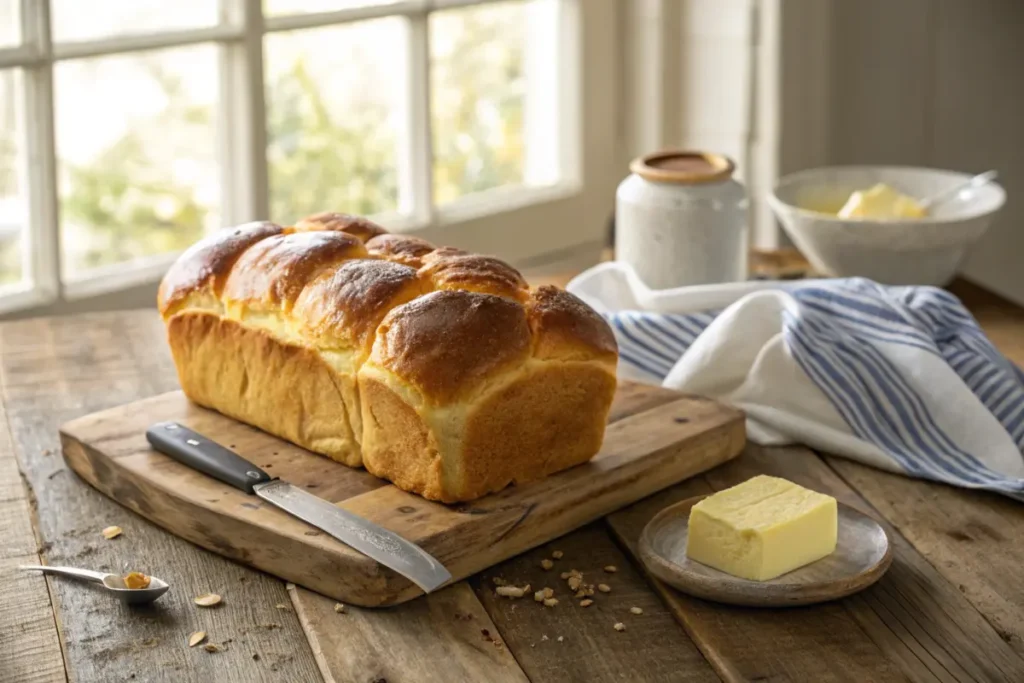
[826, 0, 1024, 303]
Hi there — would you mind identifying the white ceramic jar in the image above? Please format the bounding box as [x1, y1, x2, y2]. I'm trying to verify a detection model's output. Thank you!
[615, 151, 749, 290]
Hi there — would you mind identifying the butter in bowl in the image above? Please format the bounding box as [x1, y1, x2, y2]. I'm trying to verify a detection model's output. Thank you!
[768, 166, 1006, 286]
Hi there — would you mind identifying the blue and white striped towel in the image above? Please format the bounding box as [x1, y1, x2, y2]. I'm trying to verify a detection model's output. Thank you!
[567, 261, 1024, 499]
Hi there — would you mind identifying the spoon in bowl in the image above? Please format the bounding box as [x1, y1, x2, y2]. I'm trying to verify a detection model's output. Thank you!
[20, 564, 169, 605]
[919, 170, 998, 212]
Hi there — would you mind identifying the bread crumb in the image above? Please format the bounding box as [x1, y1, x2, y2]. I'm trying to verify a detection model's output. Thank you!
[613, 622, 626, 632]
[334, 603, 346, 613]
[574, 589, 586, 599]
[540, 559, 554, 570]
[604, 565, 618, 573]
[542, 587, 553, 599]
[580, 599, 594, 607]
[496, 586, 526, 598]
[567, 576, 582, 591]
[559, 572, 571, 580]
[275, 603, 290, 610]
[194, 593, 222, 607]
[543, 598, 559, 607]
[557, 636, 564, 642]
[598, 584, 611, 593]
[541, 634, 549, 641]
[569, 569, 582, 579]
[204, 643, 222, 653]
[630, 607, 643, 615]
[101, 526, 122, 540]
[552, 551, 563, 559]
[188, 631, 206, 647]
[534, 590, 545, 602]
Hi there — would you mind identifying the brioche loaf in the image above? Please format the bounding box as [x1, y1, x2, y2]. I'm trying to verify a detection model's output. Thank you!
[157, 213, 618, 502]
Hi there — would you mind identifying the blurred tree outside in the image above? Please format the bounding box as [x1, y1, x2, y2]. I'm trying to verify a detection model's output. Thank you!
[0, 72, 21, 286]
[61, 60, 211, 272]
[266, 57, 399, 221]
[430, 2, 526, 205]
[9, 4, 529, 281]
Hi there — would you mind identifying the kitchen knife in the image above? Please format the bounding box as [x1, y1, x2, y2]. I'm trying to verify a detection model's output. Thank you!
[145, 421, 451, 594]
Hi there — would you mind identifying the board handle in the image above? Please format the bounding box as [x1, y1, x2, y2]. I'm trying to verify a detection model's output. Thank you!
[146, 422, 273, 494]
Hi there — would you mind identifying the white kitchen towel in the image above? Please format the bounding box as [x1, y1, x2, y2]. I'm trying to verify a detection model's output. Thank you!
[567, 261, 1024, 499]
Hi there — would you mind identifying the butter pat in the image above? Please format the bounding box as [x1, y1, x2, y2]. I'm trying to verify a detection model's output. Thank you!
[686, 475, 837, 581]
[837, 183, 926, 219]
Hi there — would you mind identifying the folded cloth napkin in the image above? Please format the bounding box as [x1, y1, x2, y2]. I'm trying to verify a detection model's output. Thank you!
[568, 261, 1024, 499]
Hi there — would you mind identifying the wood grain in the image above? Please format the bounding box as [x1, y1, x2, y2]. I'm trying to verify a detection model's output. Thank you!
[826, 455, 1024, 659]
[609, 443, 1024, 682]
[0, 313, 324, 683]
[639, 495, 892, 607]
[291, 582, 529, 683]
[0, 390, 66, 683]
[472, 524, 717, 683]
[609, 473, 905, 682]
[58, 383, 745, 606]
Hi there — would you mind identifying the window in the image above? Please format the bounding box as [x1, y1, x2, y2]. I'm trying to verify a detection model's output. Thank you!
[0, 0, 618, 314]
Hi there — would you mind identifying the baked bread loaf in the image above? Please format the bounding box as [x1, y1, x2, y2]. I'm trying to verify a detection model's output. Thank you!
[157, 213, 618, 502]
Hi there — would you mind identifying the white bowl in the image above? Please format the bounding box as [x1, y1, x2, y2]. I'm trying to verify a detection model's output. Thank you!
[768, 166, 1006, 286]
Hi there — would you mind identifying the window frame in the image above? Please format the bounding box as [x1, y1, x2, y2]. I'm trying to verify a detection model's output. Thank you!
[0, 0, 620, 315]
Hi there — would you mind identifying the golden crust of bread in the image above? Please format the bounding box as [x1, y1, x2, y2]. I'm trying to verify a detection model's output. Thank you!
[371, 290, 532, 404]
[295, 259, 426, 352]
[160, 213, 618, 502]
[418, 251, 529, 302]
[528, 285, 619, 362]
[167, 312, 362, 466]
[223, 231, 367, 312]
[158, 221, 284, 316]
[294, 212, 388, 242]
[365, 234, 435, 268]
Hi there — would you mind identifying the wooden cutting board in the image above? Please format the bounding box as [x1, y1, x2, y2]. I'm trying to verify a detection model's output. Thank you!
[59, 381, 745, 607]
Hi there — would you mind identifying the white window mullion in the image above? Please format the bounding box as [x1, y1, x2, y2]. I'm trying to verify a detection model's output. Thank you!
[219, 0, 269, 226]
[20, 0, 60, 301]
[398, 8, 433, 225]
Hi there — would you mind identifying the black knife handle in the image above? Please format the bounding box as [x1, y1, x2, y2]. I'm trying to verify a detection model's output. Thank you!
[145, 422, 273, 494]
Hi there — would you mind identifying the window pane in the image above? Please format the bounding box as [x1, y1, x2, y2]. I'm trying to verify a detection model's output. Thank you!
[265, 20, 402, 222]
[0, 70, 25, 287]
[431, 0, 556, 205]
[51, 0, 218, 43]
[264, 0, 398, 16]
[0, 1, 19, 47]
[55, 46, 219, 276]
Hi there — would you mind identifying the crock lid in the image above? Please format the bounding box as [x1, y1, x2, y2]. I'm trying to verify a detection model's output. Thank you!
[630, 150, 735, 185]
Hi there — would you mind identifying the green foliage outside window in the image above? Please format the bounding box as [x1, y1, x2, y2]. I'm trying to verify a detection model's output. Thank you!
[0, 5, 527, 285]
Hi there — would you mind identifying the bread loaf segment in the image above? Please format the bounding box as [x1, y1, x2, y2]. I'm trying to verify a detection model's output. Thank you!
[158, 221, 284, 317]
[160, 212, 618, 501]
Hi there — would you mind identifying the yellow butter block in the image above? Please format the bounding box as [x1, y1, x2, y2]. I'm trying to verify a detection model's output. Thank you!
[686, 475, 838, 581]
[837, 183, 927, 220]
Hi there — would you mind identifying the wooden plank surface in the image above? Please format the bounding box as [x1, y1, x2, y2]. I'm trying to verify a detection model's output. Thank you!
[6, 279, 1024, 683]
[473, 524, 717, 683]
[609, 444, 1024, 682]
[58, 383, 745, 606]
[0, 388, 66, 683]
[0, 313, 323, 683]
[827, 456, 1024, 659]
[291, 581, 530, 683]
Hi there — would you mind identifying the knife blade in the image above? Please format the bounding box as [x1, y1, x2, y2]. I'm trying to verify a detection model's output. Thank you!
[145, 421, 451, 594]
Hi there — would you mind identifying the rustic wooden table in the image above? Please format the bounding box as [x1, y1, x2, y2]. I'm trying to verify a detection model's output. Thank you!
[4, 278, 1024, 683]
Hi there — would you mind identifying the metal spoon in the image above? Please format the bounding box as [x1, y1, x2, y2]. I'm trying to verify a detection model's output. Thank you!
[919, 170, 998, 211]
[20, 565, 169, 605]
